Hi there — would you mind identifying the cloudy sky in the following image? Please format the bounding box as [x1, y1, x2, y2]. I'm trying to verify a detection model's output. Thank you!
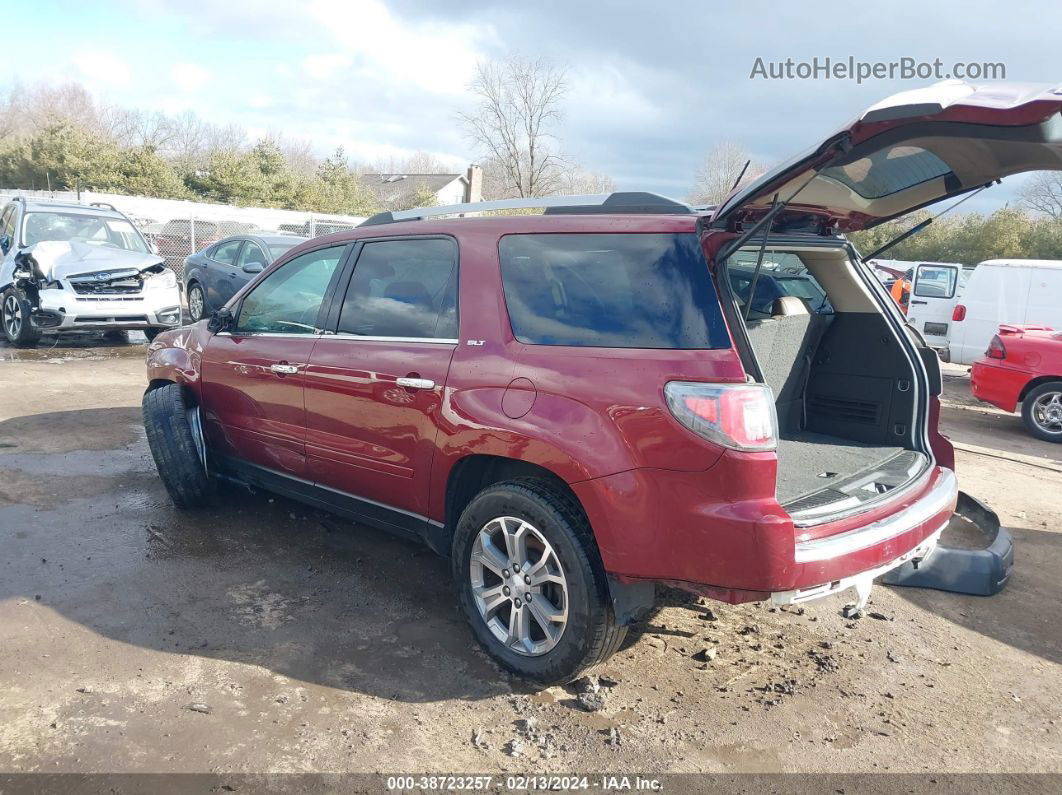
[3, 0, 1058, 211]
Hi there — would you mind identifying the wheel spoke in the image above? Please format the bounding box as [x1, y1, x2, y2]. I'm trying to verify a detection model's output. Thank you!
[473, 583, 508, 616]
[471, 534, 508, 576]
[527, 597, 566, 641]
[506, 603, 532, 652]
[526, 553, 564, 587]
[502, 519, 530, 569]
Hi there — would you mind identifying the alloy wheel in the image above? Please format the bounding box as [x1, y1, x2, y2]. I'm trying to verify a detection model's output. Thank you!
[3, 294, 22, 338]
[469, 516, 569, 656]
[1031, 390, 1062, 435]
[188, 286, 205, 320]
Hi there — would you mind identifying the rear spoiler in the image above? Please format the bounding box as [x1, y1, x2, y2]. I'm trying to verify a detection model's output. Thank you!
[997, 323, 1055, 335]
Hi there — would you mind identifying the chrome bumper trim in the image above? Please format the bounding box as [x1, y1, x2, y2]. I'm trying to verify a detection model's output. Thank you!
[793, 468, 957, 563]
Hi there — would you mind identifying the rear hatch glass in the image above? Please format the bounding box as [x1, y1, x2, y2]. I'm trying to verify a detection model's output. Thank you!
[499, 233, 730, 349]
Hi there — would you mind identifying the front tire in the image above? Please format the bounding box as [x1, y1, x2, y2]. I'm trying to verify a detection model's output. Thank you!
[1, 288, 40, 347]
[143, 383, 214, 508]
[143, 328, 164, 342]
[452, 478, 625, 685]
[1022, 381, 1062, 442]
[186, 282, 207, 322]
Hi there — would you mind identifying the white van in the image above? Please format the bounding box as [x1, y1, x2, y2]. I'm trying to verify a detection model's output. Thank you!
[905, 262, 968, 351]
[947, 259, 1062, 365]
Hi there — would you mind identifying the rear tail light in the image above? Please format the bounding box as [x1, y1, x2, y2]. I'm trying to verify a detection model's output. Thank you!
[664, 382, 777, 451]
[986, 335, 1006, 360]
[952, 304, 967, 321]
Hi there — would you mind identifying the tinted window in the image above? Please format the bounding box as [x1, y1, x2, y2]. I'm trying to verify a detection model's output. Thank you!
[499, 233, 729, 349]
[237, 242, 270, 269]
[212, 240, 243, 265]
[337, 238, 457, 339]
[820, 145, 951, 199]
[235, 245, 344, 334]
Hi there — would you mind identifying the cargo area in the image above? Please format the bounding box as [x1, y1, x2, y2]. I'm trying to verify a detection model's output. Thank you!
[727, 245, 929, 516]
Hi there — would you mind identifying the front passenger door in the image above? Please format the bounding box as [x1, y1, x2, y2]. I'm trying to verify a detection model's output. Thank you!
[200, 244, 349, 479]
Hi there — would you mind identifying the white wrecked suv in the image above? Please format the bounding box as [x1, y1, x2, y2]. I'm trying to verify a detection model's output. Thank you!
[0, 198, 182, 346]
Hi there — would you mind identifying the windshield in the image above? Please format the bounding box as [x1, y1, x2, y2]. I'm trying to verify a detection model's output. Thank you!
[268, 241, 299, 258]
[23, 212, 150, 253]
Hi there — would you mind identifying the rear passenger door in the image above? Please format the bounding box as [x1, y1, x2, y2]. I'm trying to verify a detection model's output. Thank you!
[303, 236, 459, 533]
[205, 239, 244, 311]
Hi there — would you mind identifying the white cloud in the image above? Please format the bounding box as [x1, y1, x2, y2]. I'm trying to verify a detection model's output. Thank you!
[170, 62, 211, 92]
[302, 53, 353, 80]
[71, 50, 132, 87]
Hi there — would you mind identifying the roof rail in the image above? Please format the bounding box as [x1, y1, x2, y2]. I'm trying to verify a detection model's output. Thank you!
[89, 201, 117, 211]
[11, 195, 25, 203]
[358, 192, 692, 227]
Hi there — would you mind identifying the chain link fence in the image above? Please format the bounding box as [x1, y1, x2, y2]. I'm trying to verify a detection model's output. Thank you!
[0, 189, 365, 279]
[140, 216, 362, 278]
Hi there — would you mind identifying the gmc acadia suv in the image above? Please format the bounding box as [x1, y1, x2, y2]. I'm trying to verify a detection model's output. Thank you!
[143, 81, 1062, 683]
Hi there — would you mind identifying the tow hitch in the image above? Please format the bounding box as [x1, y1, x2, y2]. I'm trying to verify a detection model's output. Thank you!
[882, 491, 1013, 596]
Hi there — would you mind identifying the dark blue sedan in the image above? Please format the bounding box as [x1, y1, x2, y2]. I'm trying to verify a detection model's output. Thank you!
[182, 234, 306, 321]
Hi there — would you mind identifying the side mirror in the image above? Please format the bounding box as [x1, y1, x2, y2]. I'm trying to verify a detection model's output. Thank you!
[0, 235, 10, 255]
[241, 262, 264, 275]
[208, 306, 234, 333]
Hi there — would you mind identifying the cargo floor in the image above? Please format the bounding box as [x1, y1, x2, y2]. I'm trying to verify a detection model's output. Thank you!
[776, 431, 905, 505]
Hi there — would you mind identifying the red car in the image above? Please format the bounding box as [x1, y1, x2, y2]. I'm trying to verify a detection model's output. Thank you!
[142, 81, 1061, 684]
[972, 324, 1062, 442]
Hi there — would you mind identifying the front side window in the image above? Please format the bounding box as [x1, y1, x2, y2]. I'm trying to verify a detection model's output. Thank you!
[234, 245, 345, 335]
[22, 212, 149, 253]
[212, 240, 243, 265]
[499, 233, 730, 349]
[337, 238, 458, 339]
[237, 242, 270, 269]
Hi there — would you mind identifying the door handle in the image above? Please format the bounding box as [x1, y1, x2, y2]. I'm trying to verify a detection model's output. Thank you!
[396, 377, 435, 390]
[270, 363, 299, 375]
[910, 300, 928, 305]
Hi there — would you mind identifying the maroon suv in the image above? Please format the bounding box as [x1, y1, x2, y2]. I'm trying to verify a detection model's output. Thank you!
[144, 81, 1062, 683]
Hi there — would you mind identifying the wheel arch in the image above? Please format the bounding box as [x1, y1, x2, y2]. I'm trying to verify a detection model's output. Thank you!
[440, 454, 583, 553]
[1018, 375, 1062, 403]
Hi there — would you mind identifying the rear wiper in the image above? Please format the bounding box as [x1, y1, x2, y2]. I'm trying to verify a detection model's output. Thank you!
[863, 182, 995, 261]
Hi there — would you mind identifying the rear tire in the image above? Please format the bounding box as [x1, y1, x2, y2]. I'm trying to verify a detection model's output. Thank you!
[452, 477, 625, 685]
[1, 288, 41, 347]
[142, 383, 214, 508]
[1021, 381, 1062, 443]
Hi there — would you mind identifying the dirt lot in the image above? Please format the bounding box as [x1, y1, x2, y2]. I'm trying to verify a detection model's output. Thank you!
[0, 336, 1060, 778]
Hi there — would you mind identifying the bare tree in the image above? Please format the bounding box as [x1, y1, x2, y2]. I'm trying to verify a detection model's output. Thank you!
[688, 141, 763, 206]
[459, 57, 567, 198]
[1019, 172, 1062, 219]
[371, 150, 452, 175]
[559, 163, 615, 195]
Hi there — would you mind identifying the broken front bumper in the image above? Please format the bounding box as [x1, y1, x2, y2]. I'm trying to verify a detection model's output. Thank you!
[771, 490, 1012, 608]
[35, 286, 182, 331]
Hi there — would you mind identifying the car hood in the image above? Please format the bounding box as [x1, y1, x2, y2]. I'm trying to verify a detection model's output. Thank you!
[711, 80, 1062, 232]
[21, 240, 165, 281]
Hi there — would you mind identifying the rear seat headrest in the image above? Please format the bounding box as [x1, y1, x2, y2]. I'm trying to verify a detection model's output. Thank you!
[772, 296, 810, 316]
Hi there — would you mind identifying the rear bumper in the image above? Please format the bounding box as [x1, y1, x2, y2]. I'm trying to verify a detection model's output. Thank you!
[970, 358, 1028, 414]
[574, 457, 958, 603]
[36, 287, 182, 331]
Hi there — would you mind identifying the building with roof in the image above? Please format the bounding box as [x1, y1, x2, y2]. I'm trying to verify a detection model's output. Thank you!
[361, 165, 482, 211]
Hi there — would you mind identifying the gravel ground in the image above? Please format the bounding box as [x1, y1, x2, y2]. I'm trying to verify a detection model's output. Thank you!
[0, 338, 1059, 778]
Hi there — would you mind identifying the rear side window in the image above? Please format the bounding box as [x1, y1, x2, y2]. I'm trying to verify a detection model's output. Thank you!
[499, 233, 729, 349]
[337, 238, 458, 339]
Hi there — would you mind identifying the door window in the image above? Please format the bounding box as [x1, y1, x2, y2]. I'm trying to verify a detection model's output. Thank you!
[237, 242, 270, 270]
[914, 265, 958, 299]
[234, 245, 345, 335]
[212, 239, 243, 265]
[336, 238, 458, 339]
